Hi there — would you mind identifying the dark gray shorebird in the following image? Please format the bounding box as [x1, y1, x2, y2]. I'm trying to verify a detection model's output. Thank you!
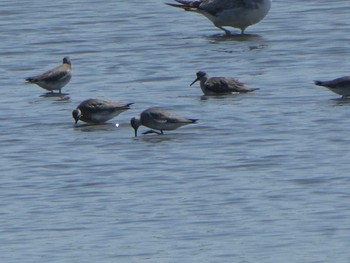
[190, 71, 258, 95]
[72, 99, 133, 124]
[130, 107, 198, 136]
[26, 57, 72, 94]
[314, 76, 350, 98]
[166, 0, 271, 35]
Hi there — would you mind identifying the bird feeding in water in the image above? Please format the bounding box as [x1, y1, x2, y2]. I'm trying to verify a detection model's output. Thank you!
[130, 107, 198, 136]
[72, 99, 133, 124]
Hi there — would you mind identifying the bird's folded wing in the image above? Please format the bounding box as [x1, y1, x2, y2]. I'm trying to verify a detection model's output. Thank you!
[327, 77, 350, 88]
[83, 101, 113, 112]
[205, 77, 245, 93]
[166, 117, 191, 124]
[225, 78, 249, 92]
[200, 0, 246, 15]
[33, 68, 69, 82]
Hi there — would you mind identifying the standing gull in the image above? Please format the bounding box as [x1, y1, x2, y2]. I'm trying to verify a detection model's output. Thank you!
[72, 99, 133, 124]
[166, 0, 271, 35]
[25, 57, 72, 94]
[190, 71, 258, 95]
[314, 77, 350, 98]
[130, 107, 198, 136]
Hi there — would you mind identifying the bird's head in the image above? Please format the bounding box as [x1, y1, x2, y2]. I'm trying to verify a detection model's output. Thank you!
[63, 56, 71, 65]
[190, 71, 207, 86]
[130, 117, 141, 137]
[72, 109, 81, 124]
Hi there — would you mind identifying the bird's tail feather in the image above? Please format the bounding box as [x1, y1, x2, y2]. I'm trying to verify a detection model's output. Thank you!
[314, 80, 323, 86]
[25, 77, 35, 83]
[242, 88, 259, 93]
[166, 0, 201, 9]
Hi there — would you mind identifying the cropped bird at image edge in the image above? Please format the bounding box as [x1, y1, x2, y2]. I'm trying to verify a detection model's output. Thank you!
[166, 0, 272, 35]
[314, 76, 350, 98]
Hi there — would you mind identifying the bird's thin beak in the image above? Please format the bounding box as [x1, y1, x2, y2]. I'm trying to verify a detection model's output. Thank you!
[190, 77, 199, 86]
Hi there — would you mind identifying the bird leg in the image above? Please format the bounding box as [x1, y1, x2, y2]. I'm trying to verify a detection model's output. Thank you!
[217, 26, 231, 36]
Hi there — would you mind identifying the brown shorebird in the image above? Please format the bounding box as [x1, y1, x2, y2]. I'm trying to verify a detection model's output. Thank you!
[26, 57, 72, 94]
[130, 107, 198, 136]
[72, 99, 133, 124]
[190, 71, 258, 95]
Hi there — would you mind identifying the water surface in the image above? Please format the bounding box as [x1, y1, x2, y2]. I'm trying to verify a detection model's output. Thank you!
[1, 0, 350, 262]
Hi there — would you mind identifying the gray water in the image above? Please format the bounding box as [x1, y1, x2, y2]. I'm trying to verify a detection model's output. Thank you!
[1, 0, 350, 262]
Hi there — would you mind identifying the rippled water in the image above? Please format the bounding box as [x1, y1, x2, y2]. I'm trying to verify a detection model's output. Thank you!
[1, 0, 350, 262]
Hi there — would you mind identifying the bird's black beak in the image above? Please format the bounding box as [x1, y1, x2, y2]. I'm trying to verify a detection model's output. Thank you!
[190, 77, 199, 86]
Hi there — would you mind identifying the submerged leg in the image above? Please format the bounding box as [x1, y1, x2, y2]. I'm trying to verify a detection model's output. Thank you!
[240, 27, 247, 35]
[217, 26, 231, 36]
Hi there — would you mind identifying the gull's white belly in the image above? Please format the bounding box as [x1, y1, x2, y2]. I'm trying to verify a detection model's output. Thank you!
[204, 0, 271, 28]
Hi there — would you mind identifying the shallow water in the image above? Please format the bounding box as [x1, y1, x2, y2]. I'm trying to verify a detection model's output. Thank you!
[1, 0, 350, 262]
